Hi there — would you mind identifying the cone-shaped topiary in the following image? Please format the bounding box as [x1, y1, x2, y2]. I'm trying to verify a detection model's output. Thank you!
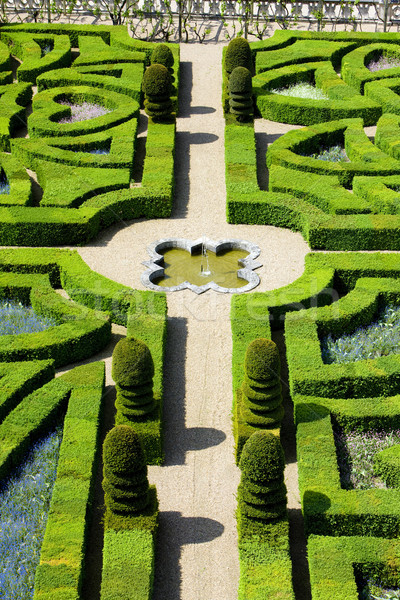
[225, 37, 253, 75]
[112, 337, 156, 419]
[240, 338, 284, 428]
[229, 66, 253, 122]
[103, 425, 150, 515]
[151, 43, 174, 82]
[238, 431, 287, 521]
[142, 63, 173, 121]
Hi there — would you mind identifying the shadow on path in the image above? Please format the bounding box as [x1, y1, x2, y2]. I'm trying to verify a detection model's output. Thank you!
[152, 512, 224, 600]
[162, 316, 225, 465]
[178, 61, 193, 118]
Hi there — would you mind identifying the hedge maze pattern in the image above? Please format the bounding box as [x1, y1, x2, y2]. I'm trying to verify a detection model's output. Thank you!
[0, 246, 166, 599]
[5, 23, 400, 600]
[0, 23, 178, 246]
[226, 30, 400, 251]
[226, 31, 400, 599]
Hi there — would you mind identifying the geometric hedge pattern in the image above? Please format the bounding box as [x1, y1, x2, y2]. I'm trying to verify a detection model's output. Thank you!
[228, 31, 400, 597]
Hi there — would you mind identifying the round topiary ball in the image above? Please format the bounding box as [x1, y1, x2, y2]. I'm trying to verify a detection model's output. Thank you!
[112, 337, 154, 388]
[229, 66, 252, 95]
[151, 44, 174, 70]
[239, 431, 285, 482]
[103, 425, 146, 475]
[244, 338, 280, 382]
[142, 63, 171, 97]
[225, 37, 253, 75]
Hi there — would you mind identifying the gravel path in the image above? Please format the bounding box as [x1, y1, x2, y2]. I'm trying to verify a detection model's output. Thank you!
[77, 43, 310, 600]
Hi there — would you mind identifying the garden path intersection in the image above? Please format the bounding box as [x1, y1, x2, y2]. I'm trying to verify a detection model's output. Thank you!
[77, 43, 309, 599]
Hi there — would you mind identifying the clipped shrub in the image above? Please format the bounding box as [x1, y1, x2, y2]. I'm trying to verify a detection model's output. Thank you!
[238, 431, 287, 521]
[151, 43, 174, 82]
[103, 425, 150, 515]
[112, 336, 156, 419]
[225, 37, 253, 75]
[240, 338, 284, 428]
[142, 63, 172, 121]
[229, 66, 253, 122]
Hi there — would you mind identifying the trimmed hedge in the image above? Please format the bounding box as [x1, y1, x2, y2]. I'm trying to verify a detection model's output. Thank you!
[75, 34, 145, 67]
[0, 82, 32, 151]
[255, 38, 356, 73]
[0, 117, 174, 245]
[101, 529, 155, 600]
[234, 338, 284, 461]
[253, 62, 381, 126]
[297, 412, 400, 537]
[0, 152, 32, 207]
[0, 32, 71, 84]
[341, 43, 400, 93]
[308, 535, 400, 600]
[112, 338, 162, 465]
[265, 254, 400, 538]
[0, 359, 54, 422]
[37, 63, 145, 103]
[103, 425, 151, 517]
[0, 372, 70, 482]
[0, 26, 177, 245]
[12, 120, 137, 170]
[0, 270, 111, 367]
[28, 85, 139, 138]
[286, 277, 400, 399]
[0, 247, 167, 328]
[237, 432, 293, 600]
[225, 117, 400, 249]
[33, 361, 105, 600]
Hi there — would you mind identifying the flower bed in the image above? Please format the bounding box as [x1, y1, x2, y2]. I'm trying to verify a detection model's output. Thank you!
[0, 427, 62, 599]
[57, 100, 111, 124]
[0, 299, 57, 335]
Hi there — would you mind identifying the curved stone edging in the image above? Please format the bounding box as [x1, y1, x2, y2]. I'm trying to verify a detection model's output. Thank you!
[141, 237, 262, 294]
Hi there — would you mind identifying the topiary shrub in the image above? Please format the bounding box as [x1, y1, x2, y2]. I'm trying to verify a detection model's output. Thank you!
[240, 338, 284, 428]
[142, 63, 173, 121]
[238, 431, 287, 521]
[229, 66, 253, 122]
[151, 44, 174, 82]
[225, 37, 253, 75]
[112, 336, 156, 419]
[102, 425, 150, 515]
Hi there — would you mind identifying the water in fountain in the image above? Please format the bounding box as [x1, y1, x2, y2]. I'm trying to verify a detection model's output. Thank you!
[200, 237, 212, 277]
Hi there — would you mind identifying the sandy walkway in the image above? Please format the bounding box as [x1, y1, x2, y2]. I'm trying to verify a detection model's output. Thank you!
[76, 43, 310, 600]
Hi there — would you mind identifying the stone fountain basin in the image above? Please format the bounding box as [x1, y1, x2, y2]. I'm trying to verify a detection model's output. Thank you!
[141, 237, 262, 294]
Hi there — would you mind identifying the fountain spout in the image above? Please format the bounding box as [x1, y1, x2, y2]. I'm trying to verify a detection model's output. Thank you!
[200, 237, 211, 277]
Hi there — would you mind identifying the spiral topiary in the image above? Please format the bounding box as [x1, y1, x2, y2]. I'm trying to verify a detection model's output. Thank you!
[112, 337, 156, 419]
[142, 63, 173, 121]
[238, 431, 287, 521]
[229, 66, 253, 122]
[240, 338, 284, 428]
[102, 425, 150, 515]
[225, 37, 253, 75]
[151, 44, 174, 82]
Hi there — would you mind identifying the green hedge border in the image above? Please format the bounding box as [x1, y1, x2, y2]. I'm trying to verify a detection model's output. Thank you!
[33, 362, 105, 600]
[226, 118, 400, 250]
[0, 270, 111, 367]
[253, 61, 380, 126]
[308, 535, 400, 600]
[0, 32, 71, 84]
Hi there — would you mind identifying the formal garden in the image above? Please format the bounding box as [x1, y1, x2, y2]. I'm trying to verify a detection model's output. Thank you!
[2, 18, 400, 600]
